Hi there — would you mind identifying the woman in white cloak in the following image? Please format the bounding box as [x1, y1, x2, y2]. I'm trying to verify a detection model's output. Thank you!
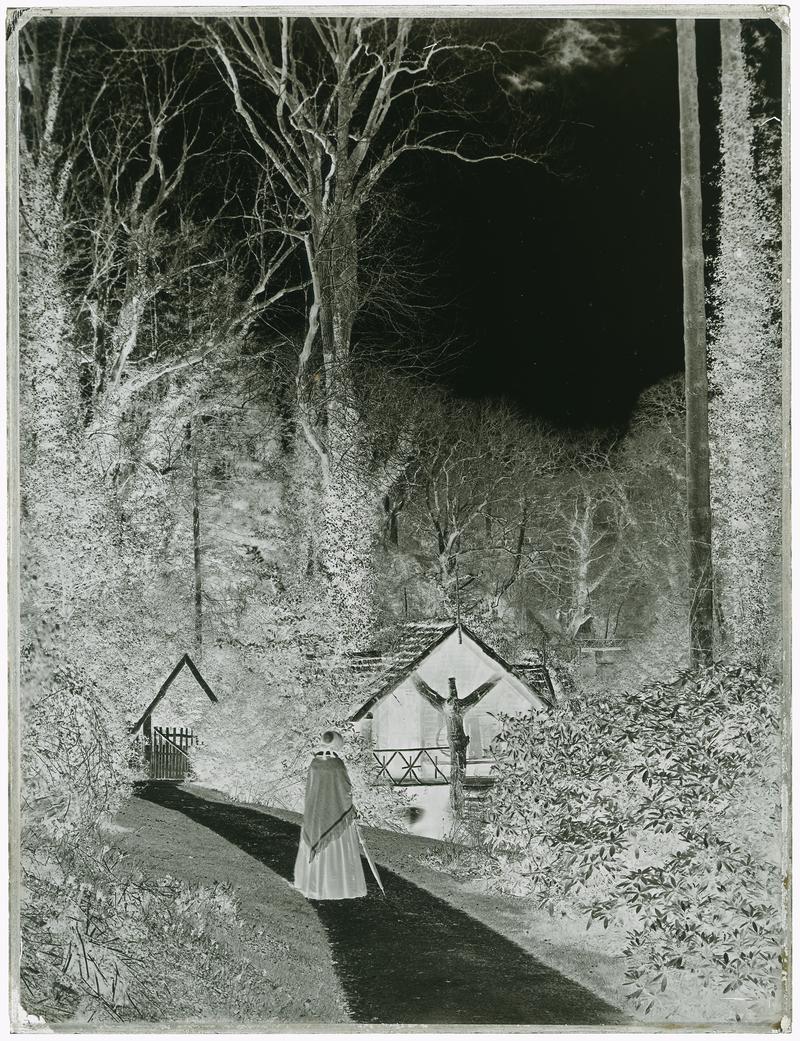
[294, 730, 367, 900]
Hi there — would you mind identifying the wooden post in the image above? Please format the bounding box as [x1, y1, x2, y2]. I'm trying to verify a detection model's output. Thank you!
[454, 560, 463, 644]
[191, 415, 203, 654]
[677, 19, 715, 667]
[143, 714, 152, 767]
[444, 677, 469, 821]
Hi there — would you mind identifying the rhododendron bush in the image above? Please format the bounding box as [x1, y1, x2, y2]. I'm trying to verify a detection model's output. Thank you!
[486, 663, 784, 1021]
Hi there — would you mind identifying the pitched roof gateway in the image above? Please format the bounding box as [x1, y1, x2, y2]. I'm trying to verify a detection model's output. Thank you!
[131, 654, 218, 734]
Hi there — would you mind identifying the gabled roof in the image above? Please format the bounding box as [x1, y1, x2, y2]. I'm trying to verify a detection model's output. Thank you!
[347, 621, 455, 720]
[348, 621, 555, 722]
[131, 654, 218, 734]
[512, 656, 554, 694]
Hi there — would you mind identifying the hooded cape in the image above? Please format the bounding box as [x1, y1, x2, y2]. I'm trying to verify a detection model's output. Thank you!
[301, 755, 356, 862]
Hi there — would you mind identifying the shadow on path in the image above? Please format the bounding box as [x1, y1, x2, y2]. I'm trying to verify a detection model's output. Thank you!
[137, 784, 623, 1026]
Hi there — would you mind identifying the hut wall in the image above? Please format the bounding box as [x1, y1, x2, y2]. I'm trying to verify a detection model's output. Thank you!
[371, 680, 422, 748]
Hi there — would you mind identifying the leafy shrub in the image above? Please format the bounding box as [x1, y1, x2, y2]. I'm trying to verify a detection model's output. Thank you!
[485, 663, 784, 1020]
[21, 656, 134, 834]
[416, 825, 494, 879]
[17, 655, 319, 1026]
[20, 836, 305, 1024]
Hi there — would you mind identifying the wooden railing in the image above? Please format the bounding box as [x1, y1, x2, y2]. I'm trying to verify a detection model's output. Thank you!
[372, 747, 450, 786]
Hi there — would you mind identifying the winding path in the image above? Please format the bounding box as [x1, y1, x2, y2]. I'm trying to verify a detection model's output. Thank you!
[137, 784, 623, 1027]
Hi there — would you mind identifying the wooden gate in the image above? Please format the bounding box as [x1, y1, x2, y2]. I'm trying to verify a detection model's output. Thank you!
[149, 727, 197, 781]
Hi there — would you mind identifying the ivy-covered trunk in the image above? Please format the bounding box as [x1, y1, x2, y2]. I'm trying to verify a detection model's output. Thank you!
[19, 148, 76, 471]
[299, 203, 377, 650]
[317, 400, 377, 651]
[18, 142, 86, 661]
[709, 21, 783, 672]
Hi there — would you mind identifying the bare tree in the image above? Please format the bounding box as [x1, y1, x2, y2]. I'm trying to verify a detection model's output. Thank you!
[480, 424, 568, 618]
[66, 30, 307, 461]
[202, 17, 540, 399]
[518, 439, 636, 644]
[199, 17, 545, 641]
[71, 36, 205, 425]
[17, 20, 312, 654]
[367, 383, 573, 624]
[23, 25, 314, 538]
[403, 395, 530, 595]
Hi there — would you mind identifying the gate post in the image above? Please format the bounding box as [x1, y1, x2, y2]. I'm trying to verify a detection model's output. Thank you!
[143, 714, 153, 765]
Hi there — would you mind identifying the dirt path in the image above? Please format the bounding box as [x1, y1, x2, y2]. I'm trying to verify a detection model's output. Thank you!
[137, 784, 624, 1027]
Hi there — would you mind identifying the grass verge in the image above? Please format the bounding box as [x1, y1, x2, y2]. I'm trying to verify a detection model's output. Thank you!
[107, 788, 349, 1025]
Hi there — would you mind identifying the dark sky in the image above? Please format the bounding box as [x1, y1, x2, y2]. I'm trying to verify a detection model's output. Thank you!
[373, 18, 779, 431]
[72, 16, 781, 433]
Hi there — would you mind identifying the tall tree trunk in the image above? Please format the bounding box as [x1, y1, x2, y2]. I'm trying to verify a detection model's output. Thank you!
[19, 147, 76, 467]
[318, 403, 376, 649]
[572, 500, 594, 640]
[676, 19, 715, 667]
[315, 211, 359, 387]
[708, 20, 783, 671]
[103, 240, 148, 404]
[298, 209, 376, 650]
[191, 416, 203, 654]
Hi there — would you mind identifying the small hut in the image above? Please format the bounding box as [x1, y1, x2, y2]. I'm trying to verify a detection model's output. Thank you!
[348, 621, 555, 838]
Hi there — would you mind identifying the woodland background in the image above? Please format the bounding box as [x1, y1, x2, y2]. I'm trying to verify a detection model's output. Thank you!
[14, 14, 784, 1027]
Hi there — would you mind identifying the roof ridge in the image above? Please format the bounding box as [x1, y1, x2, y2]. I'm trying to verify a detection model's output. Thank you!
[347, 621, 556, 721]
